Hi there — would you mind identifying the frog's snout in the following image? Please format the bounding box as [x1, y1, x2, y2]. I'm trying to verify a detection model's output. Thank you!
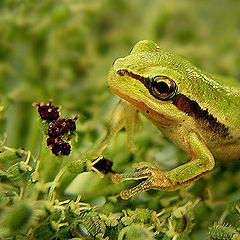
[112, 57, 119, 66]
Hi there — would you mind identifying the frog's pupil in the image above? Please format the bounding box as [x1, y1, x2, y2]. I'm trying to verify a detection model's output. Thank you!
[156, 81, 169, 94]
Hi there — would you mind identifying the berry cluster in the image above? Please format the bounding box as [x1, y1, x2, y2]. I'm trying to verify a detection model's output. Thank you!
[35, 101, 59, 121]
[35, 101, 78, 156]
[48, 118, 76, 137]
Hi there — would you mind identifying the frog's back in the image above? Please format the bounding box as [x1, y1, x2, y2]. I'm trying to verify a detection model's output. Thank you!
[155, 49, 240, 153]
[161, 50, 240, 130]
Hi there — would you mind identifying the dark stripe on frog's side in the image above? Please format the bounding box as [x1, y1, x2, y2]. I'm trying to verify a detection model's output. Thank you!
[172, 94, 229, 138]
[116, 69, 229, 138]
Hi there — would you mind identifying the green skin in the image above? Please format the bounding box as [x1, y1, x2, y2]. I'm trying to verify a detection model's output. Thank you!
[93, 40, 240, 199]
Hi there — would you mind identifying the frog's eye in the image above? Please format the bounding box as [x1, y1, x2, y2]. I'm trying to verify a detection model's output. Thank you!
[149, 76, 177, 101]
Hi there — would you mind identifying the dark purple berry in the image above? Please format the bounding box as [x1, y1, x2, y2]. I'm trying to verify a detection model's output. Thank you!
[51, 141, 71, 156]
[60, 142, 71, 155]
[47, 137, 63, 147]
[51, 143, 61, 156]
[48, 124, 59, 137]
[55, 118, 65, 127]
[60, 126, 69, 135]
[35, 102, 59, 121]
[65, 119, 76, 131]
[47, 137, 55, 146]
[55, 118, 68, 135]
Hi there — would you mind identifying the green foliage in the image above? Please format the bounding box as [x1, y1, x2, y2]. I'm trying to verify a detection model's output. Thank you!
[208, 201, 240, 240]
[0, 0, 240, 239]
[209, 223, 240, 240]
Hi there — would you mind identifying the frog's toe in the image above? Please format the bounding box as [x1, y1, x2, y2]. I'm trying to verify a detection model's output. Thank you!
[120, 178, 153, 199]
[112, 163, 173, 199]
[112, 162, 160, 184]
[112, 168, 151, 183]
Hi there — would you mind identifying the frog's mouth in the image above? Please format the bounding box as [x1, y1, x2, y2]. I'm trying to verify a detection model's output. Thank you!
[109, 84, 173, 125]
[109, 68, 151, 106]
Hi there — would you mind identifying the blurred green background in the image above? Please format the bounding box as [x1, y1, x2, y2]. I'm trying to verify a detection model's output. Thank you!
[0, 0, 240, 239]
[1, 0, 240, 151]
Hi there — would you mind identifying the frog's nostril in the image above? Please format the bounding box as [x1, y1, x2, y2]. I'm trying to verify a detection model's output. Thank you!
[112, 57, 119, 66]
[129, 46, 134, 54]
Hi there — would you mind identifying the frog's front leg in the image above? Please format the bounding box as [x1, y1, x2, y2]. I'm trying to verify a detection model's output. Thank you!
[113, 131, 215, 199]
[91, 100, 139, 158]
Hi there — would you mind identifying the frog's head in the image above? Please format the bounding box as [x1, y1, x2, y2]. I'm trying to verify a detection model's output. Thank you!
[108, 40, 198, 124]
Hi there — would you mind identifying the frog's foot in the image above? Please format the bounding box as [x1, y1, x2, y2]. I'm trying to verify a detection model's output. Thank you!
[112, 162, 173, 199]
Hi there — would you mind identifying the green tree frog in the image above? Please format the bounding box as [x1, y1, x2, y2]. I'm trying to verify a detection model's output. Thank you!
[93, 40, 240, 199]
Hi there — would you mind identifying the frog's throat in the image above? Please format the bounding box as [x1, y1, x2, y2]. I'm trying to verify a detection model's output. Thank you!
[109, 86, 175, 124]
[114, 69, 230, 138]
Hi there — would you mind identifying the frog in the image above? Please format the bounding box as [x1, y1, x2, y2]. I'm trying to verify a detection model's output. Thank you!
[92, 40, 240, 199]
